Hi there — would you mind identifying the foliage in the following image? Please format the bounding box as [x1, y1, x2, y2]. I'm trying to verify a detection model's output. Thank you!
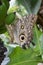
[8, 0, 42, 16]
[0, 0, 43, 65]
[8, 47, 42, 65]
[0, 0, 15, 34]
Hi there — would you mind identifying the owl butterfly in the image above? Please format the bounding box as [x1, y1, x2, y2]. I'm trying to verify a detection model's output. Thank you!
[6, 14, 37, 49]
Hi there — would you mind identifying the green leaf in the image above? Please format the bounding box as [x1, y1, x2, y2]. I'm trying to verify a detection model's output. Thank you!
[8, 47, 42, 65]
[2, 0, 9, 9]
[0, 24, 6, 34]
[5, 13, 16, 25]
[33, 25, 42, 45]
[9, 0, 42, 16]
[39, 34, 43, 60]
[32, 25, 43, 56]
[0, 0, 9, 33]
[16, 0, 42, 14]
[0, 4, 7, 22]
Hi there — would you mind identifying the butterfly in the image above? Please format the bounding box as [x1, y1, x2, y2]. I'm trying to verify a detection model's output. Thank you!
[6, 14, 37, 49]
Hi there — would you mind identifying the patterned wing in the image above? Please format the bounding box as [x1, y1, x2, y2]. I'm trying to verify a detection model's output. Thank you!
[10, 14, 37, 48]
